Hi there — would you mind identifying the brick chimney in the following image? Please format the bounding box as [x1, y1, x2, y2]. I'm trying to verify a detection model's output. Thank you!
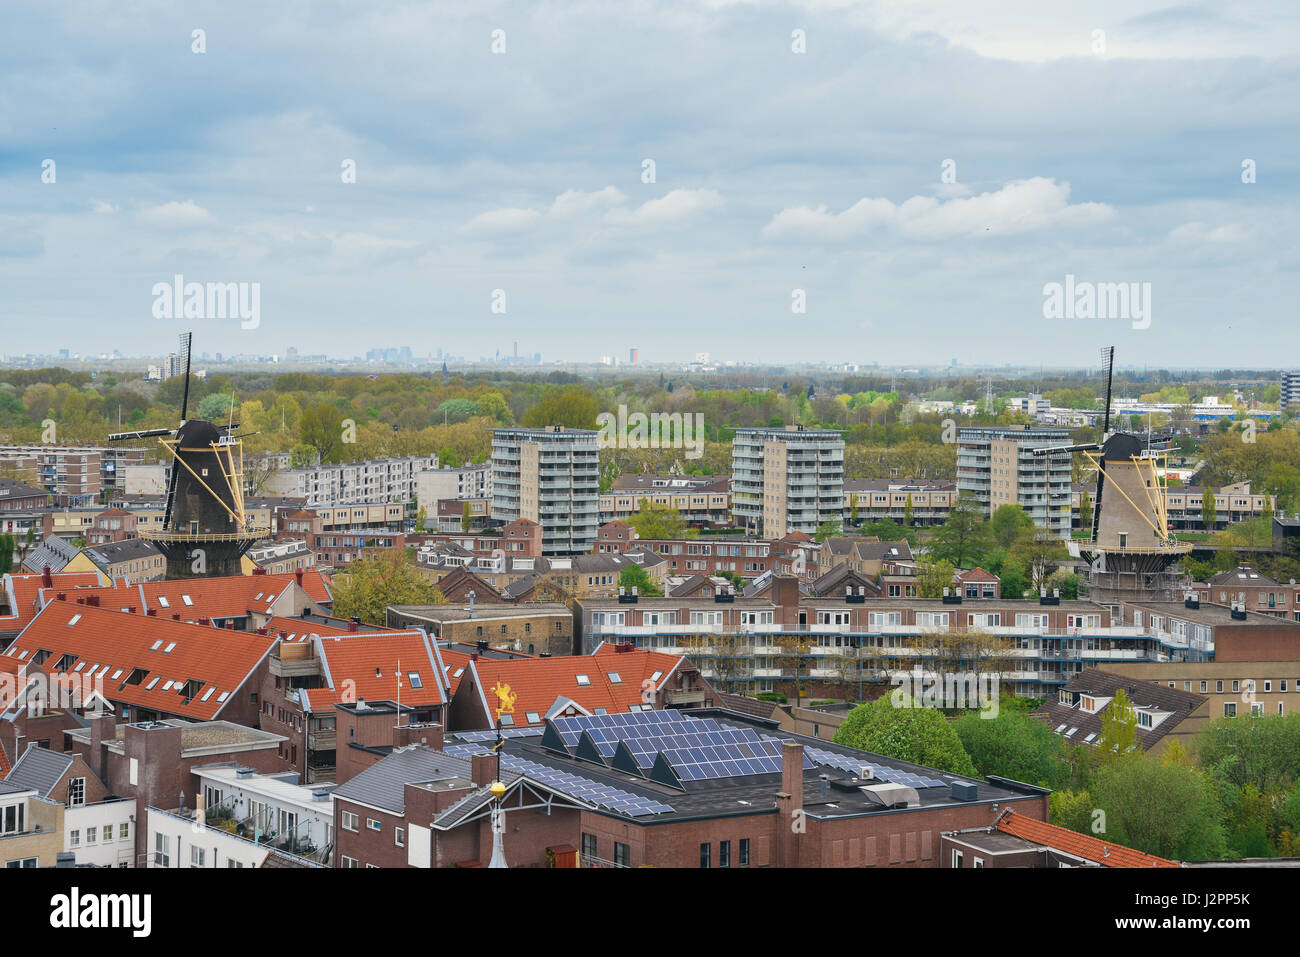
[772, 574, 802, 626]
[42, 565, 53, 588]
[774, 741, 805, 867]
[471, 752, 496, 787]
[295, 568, 304, 587]
[87, 713, 116, 783]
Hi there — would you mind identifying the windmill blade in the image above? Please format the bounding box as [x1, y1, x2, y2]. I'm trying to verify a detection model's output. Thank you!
[178, 332, 193, 422]
[1031, 442, 1100, 457]
[1094, 346, 1115, 543]
[107, 428, 173, 442]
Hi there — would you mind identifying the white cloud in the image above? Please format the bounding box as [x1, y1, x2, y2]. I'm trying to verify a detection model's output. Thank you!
[135, 200, 211, 229]
[612, 189, 725, 225]
[461, 207, 544, 235]
[90, 200, 119, 214]
[762, 178, 1114, 241]
[1168, 221, 1246, 244]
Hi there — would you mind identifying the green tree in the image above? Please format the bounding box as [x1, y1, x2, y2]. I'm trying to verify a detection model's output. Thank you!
[833, 694, 977, 777]
[299, 403, 347, 464]
[926, 492, 994, 568]
[460, 501, 473, 533]
[814, 520, 843, 543]
[904, 493, 914, 527]
[955, 709, 1070, 788]
[626, 499, 686, 539]
[850, 494, 859, 526]
[331, 552, 446, 626]
[618, 563, 663, 598]
[520, 386, 600, 429]
[1049, 789, 1098, 834]
[1097, 687, 1140, 768]
[1202, 488, 1217, 530]
[1078, 489, 1092, 533]
[1092, 758, 1228, 860]
[915, 555, 956, 599]
[991, 504, 1035, 548]
[1007, 527, 1069, 593]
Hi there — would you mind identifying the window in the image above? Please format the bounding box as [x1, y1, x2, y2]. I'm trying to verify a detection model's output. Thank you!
[120, 822, 130, 840]
[86, 827, 97, 844]
[341, 811, 359, 833]
[70, 829, 80, 848]
[367, 818, 381, 832]
[103, 826, 112, 843]
[1216, 681, 1223, 693]
[155, 832, 170, 867]
[191, 846, 206, 868]
[576, 674, 590, 686]
[952, 849, 963, 868]
[395, 827, 406, 848]
[67, 777, 85, 807]
[1224, 702, 1237, 717]
[614, 842, 629, 867]
[581, 833, 597, 860]
[719, 840, 730, 868]
[973, 857, 985, 868]
[341, 856, 358, 868]
[700, 842, 711, 868]
[739, 838, 750, 866]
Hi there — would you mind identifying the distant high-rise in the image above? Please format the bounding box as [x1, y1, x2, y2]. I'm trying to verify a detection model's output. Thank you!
[1282, 371, 1300, 410]
[731, 426, 844, 537]
[630, 347, 638, 364]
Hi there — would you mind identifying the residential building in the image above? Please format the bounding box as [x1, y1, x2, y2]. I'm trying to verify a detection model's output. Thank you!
[263, 455, 438, 507]
[1035, 668, 1210, 756]
[0, 445, 148, 505]
[731, 426, 844, 538]
[80, 539, 167, 583]
[1103, 659, 1300, 719]
[193, 764, 336, 864]
[415, 464, 493, 514]
[387, 602, 575, 658]
[1283, 371, 1300, 411]
[843, 480, 957, 528]
[942, 809, 1180, 868]
[1166, 483, 1275, 532]
[600, 474, 730, 526]
[491, 426, 601, 556]
[956, 426, 1074, 537]
[0, 779, 64, 868]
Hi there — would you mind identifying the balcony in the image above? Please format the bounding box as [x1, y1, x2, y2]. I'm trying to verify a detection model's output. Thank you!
[270, 656, 322, 679]
[665, 689, 708, 706]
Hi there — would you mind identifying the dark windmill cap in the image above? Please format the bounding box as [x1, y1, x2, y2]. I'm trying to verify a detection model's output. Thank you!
[1101, 432, 1144, 462]
[176, 418, 223, 446]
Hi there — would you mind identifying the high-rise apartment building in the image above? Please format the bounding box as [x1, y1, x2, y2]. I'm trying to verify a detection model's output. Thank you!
[1282, 371, 1300, 410]
[491, 426, 600, 556]
[731, 426, 844, 537]
[263, 454, 439, 507]
[956, 426, 1074, 537]
[0, 445, 148, 506]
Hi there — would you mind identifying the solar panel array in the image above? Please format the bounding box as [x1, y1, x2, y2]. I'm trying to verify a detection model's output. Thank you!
[452, 727, 545, 743]
[800, 744, 949, 789]
[444, 742, 674, 817]
[552, 712, 815, 781]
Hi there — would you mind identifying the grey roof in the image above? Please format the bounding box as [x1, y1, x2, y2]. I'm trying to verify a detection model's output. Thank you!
[0, 778, 34, 796]
[22, 535, 80, 574]
[5, 746, 74, 798]
[332, 747, 492, 814]
[84, 538, 163, 567]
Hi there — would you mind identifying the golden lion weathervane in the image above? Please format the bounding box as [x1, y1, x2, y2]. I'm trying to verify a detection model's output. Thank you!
[491, 681, 516, 719]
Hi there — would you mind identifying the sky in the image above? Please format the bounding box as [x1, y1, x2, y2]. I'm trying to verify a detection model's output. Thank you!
[1, 0, 1297, 367]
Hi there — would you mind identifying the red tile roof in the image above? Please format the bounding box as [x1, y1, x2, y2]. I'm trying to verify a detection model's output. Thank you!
[4, 602, 277, 721]
[462, 646, 689, 727]
[996, 810, 1181, 868]
[35, 570, 335, 624]
[313, 632, 447, 709]
[263, 615, 395, 642]
[2, 571, 106, 632]
[0, 655, 51, 711]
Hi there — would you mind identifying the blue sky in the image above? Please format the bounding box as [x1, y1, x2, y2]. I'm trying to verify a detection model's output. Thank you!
[1, 0, 1296, 366]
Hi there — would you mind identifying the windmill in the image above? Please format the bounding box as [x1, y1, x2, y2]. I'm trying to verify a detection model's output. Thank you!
[1032, 346, 1190, 604]
[108, 333, 267, 579]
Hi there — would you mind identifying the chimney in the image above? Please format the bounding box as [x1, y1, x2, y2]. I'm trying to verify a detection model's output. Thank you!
[295, 568, 304, 587]
[781, 741, 805, 805]
[42, 565, 53, 588]
[147, 608, 157, 617]
[87, 595, 99, 607]
[172, 613, 181, 620]
[471, 752, 496, 787]
[349, 617, 360, 633]
[56, 593, 66, 602]
[87, 713, 116, 783]
[125, 606, 135, 614]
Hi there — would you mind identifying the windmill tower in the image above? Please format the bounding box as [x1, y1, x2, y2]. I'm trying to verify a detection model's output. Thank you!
[109, 333, 267, 579]
[1033, 347, 1190, 605]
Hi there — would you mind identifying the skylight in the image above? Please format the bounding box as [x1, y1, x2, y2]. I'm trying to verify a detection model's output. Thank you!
[67, 614, 82, 626]
[200, 687, 215, 702]
[576, 674, 591, 686]
[408, 672, 423, 689]
[163, 642, 177, 654]
[181, 595, 193, 606]
[145, 677, 161, 690]
[217, 691, 230, 702]
[607, 672, 622, 684]
[157, 596, 169, 608]
[650, 670, 663, 682]
[150, 640, 163, 651]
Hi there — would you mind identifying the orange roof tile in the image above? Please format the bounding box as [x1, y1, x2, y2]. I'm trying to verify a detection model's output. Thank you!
[996, 810, 1181, 868]
[462, 647, 688, 727]
[4, 601, 277, 721]
[313, 631, 447, 709]
[2, 571, 106, 632]
[263, 615, 394, 641]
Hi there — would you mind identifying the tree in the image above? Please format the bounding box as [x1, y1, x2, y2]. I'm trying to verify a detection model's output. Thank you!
[915, 556, 955, 599]
[331, 552, 446, 626]
[520, 386, 600, 429]
[1202, 488, 1217, 531]
[1007, 527, 1069, 593]
[1092, 758, 1228, 860]
[618, 563, 663, 598]
[991, 504, 1035, 548]
[299, 403, 347, 464]
[904, 493, 914, 527]
[1097, 687, 1140, 768]
[833, 694, 978, 777]
[626, 499, 686, 539]
[926, 492, 994, 568]
[197, 391, 237, 422]
[955, 710, 1069, 788]
[414, 506, 428, 535]
[850, 494, 859, 526]
[814, 520, 842, 543]
[1078, 489, 1093, 533]
[460, 501, 473, 533]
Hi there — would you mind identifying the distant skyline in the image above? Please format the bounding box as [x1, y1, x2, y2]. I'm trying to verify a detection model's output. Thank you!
[1, 1, 1297, 365]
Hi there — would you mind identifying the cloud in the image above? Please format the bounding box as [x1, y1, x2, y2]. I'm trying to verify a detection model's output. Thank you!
[1168, 221, 1246, 244]
[135, 200, 212, 229]
[90, 200, 119, 214]
[461, 207, 544, 235]
[762, 178, 1115, 241]
[612, 189, 725, 226]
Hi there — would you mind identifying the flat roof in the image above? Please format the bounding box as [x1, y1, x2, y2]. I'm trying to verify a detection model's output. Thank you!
[1128, 601, 1299, 627]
